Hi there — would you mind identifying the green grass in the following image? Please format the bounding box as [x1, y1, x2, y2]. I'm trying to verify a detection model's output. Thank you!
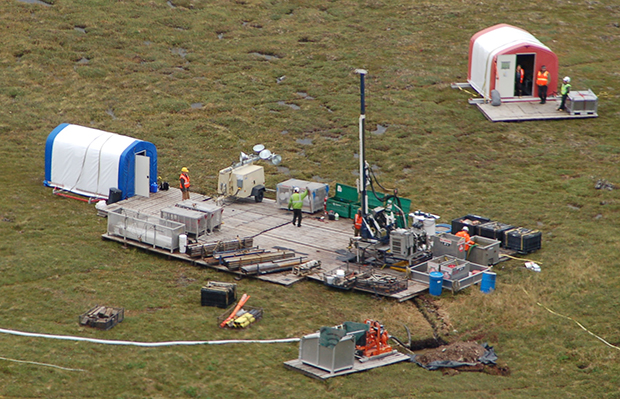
[2, 0, 620, 397]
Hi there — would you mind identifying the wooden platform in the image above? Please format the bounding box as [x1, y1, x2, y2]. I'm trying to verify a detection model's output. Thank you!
[475, 97, 598, 122]
[101, 189, 429, 298]
[283, 351, 411, 380]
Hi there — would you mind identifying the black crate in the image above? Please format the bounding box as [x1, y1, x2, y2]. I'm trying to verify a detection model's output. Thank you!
[451, 214, 491, 236]
[478, 221, 515, 247]
[505, 227, 542, 254]
[107, 188, 123, 205]
[201, 282, 237, 308]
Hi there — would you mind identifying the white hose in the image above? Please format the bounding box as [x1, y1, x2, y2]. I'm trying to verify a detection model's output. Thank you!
[0, 328, 300, 347]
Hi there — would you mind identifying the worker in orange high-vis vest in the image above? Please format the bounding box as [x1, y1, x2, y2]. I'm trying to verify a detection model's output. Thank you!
[536, 65, 550, 104]
[353, 209, 363, 236]
[515, 64, 524, 98]
[455, 226, 476, 252]
[179, 167, 190, 200]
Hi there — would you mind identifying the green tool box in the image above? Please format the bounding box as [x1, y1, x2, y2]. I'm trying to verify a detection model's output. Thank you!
[326, 198, 352, 219]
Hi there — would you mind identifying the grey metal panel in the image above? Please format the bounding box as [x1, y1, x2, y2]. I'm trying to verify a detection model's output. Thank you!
[410, 257, 490, 292]
[175, 200, 223, 232]
[299, 333, 355, 373]
[107, 208, 184, 252]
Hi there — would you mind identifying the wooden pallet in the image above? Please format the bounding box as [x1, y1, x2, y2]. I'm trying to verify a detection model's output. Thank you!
[284, 351, 411, 380]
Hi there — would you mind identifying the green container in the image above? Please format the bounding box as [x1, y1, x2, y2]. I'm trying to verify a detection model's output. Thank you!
[358, 194, 413, 228]
[334, 183, 359, 203]
[326, 198, 351, 219]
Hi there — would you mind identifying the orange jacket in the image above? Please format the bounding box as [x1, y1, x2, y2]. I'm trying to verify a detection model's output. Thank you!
[179, 173, 190, 189]
[517, 68, 524, 83]
[536, 70, 549, 86]
[455, 230, 474, 251]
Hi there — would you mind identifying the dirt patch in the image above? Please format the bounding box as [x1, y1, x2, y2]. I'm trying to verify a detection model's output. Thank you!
[415, 341, 511, 376]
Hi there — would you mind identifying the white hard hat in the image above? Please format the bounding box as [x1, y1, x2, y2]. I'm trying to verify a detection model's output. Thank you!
[294, 187, 300, 193]
[462, 226, 469, 232]
[563, 76, 570, 83]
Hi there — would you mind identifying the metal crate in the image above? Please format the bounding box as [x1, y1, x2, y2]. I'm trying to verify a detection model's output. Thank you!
[107, 208, 184, 252]
[467, 236, 501, 266]
[432, 233, 467, 259]
[161, 206, 209, 236]
[176, 200, 223, 233]
[410, 257, 490, 293]
[276, 179, 329, 214]
[566, 89, 598, 116]
[451, 214, 491, 236]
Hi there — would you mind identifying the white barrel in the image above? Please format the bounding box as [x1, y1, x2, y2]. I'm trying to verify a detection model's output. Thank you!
[423, 217, 436, 236]
[179, 234, 187, 254]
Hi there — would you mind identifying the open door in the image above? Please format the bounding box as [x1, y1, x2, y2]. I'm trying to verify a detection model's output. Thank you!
[135, 153, 150, 197]
[516, 54, 535, 96]
[496, 54, 516, 98]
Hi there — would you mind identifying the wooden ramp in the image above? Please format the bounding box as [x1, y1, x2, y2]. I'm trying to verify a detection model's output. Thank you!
[284, 351, 411, 380]
[476, 97, 598, 122]
[101, 189, 429, 298]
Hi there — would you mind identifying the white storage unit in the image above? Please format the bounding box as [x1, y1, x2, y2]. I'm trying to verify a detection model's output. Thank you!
[299, 332, 355, 373]
[175, 200, 223, 233]
[161, 207, 209, 237]
[107, 208, 184, 252]
[276, 179, 329, 214]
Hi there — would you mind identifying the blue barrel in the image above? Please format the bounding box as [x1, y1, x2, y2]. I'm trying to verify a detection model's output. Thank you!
[480, 271, 496, 293]
[150, 182, 158, 193]
[429, 271, 443, 296]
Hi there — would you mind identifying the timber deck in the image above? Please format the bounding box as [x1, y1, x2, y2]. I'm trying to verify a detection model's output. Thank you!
[475, 97, 597, 122]
[101, 188, 429, 299]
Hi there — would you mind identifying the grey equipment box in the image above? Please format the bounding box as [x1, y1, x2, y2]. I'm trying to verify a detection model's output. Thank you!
[161, 206, 209, 237]
[176, 200, 223, 233]
[107, 208, 184, 252]
[410, 255, 490, 293]
[277, 178, 329, 214]
[299, 332, 355, 373]
[566, 89, 598, 116]
[432, 232, 467, 260]
[467, 236, 500, 266]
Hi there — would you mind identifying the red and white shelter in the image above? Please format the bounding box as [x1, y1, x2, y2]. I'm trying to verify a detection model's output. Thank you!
[468, 24, 558, 100]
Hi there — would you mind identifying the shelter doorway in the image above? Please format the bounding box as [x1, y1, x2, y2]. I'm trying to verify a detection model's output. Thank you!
[135, 152, 150, 197]
[516, 54, 535, 96]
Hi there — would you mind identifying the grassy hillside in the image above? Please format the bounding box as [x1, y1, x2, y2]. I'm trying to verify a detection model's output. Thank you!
[1, 0, 620, 397]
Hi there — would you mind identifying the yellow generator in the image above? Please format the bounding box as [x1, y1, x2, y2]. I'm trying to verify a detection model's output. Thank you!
[217, 145, 281, 202]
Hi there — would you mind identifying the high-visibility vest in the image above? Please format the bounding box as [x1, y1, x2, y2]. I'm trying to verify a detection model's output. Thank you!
[289, 191, 307, 210]
[561, 83, 571, 95]
[455, 230, 474, 251]
[354, 213, 363, 229]
[517, 68, 524, 84]
[536, 71, 549, 86]
[180, 173, 190, 189]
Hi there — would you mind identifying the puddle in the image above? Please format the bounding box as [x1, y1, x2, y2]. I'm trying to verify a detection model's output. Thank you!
[278, 101, 300, 110]
[354, 153, 359, 159]
[277, 166, 290, 175]
[296, 92, 315, 100]
[16, 0, 50, 5]
[167, 1, 176, 8]
[74, 27, 86, 34]
[217, 33, 224, 40]
[371, 124, 387, 135]
[251, 52, 279, 61]
[76, 57, 89, 65]
[191, 103, 202, 109]
[106, 108, 117, 120]
[281, 130, 289, 135]
[171, 47, 188, 58]
[144, 41, 152, 46]
[296, 138, 313, 145]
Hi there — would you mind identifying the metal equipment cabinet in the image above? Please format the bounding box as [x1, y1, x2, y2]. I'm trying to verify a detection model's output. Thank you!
[160, 206, 209, 237]
[566, 89, 598, 116]
[277, 179, 329, 214]
[176, 200, 223, 233]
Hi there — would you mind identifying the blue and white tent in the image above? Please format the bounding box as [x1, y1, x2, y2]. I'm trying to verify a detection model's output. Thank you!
[44, 123, 157, 200]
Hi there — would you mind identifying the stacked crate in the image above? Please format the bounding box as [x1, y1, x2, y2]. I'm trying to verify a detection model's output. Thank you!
[201, 282, 237, 308]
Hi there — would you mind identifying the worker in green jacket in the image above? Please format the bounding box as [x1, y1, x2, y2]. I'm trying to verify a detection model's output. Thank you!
[288, 187, 309, 227]
[557, 76, 571, 112]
